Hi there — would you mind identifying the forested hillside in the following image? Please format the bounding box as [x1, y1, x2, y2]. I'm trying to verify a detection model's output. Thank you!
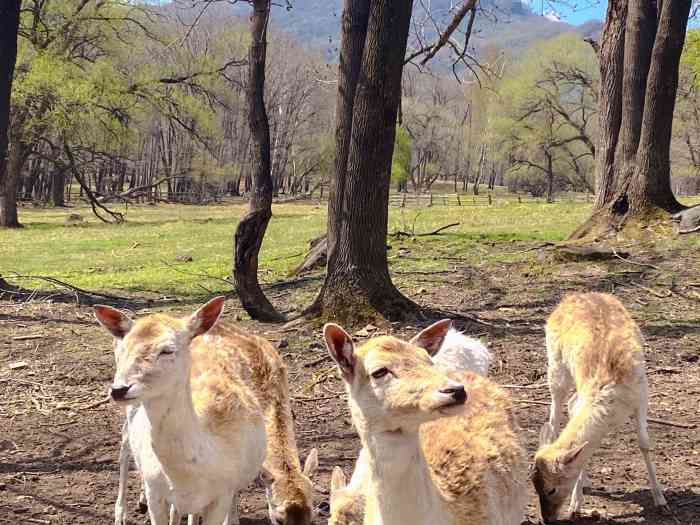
[247, 0, 602, 61]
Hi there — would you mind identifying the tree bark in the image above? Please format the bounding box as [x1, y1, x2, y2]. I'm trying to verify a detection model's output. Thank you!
[571, 0, 692, 239]
[614, 0, 657, 198]
[233, 0, 284, 322]
[307, 0, 418, 323]
[0, 0, 22, 228]
[592, 0, 627, 209]
[51, 167, 67, 207]
[628, 0, 691, 213]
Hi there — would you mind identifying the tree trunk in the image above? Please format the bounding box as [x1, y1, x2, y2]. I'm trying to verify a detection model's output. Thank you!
[0, 0, 21, 228]
[545, 150, 554, 203]
[233, 0, 284, 322]
[614, 0, 657, 197]
[627, 0, 691, 213]
[570, 0, 691, 239]
[307, 0, 418, 323]
[51, 167, 67, 207]
[593, 0, 627, 209]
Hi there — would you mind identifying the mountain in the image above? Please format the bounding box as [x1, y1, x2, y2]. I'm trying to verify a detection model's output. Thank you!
[250, 0, 602, 64]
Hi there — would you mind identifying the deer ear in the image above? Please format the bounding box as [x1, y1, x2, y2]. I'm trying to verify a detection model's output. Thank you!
[557, 441, 589, 475]
[303, 448, 319, 477]
[330, 466, 347, 496]
[410, 319, 452, 356]
[94, 305, 133, 339]
[188, 296, 225, 337]
[323, 323, 355, 380]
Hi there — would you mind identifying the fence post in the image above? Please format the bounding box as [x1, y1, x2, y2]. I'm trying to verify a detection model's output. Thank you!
[402, 193, 406, 207]
[429, 193, 433, 206]
[457, 194, 461, 206]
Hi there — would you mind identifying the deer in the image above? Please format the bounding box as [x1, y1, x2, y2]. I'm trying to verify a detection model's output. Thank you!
[327, 320, 493, 525]
[323, 320, 527, 525]
[102, 301, 318, 525]
[532, 292, 668, 523]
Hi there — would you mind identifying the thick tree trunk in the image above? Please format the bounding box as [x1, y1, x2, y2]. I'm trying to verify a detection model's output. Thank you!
[570, 0, 691, 239]
[593, 0, 627, 209]
[308, 0, 418, 323]
[628, 0, 691, 213]
[0, 0, 21, 228]
[614, 0, 657, 197]
[233, 0, 284, 322]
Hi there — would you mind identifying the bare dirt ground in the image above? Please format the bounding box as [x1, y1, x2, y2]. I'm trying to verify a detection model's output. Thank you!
[1, 239, 699, 525]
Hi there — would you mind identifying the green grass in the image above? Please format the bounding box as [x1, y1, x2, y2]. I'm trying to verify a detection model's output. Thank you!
[1, 196, 698, 296]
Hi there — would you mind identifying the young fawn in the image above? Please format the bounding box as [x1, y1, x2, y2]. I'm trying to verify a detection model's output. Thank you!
[328, 320, 493, 525]
[324, 321, 526, 525]
[96, 297, 266, 525]
[102, 301, 318, 525]
[532, 292, 668, 523]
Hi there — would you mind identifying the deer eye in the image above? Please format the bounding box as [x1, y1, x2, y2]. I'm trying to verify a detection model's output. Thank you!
[371, 367, 389, 379]
[547, 488, 557, 496]
[158, 347, 176, 357]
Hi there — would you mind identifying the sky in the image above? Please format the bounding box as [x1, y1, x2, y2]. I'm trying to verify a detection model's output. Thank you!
[529, 1, 608, 24]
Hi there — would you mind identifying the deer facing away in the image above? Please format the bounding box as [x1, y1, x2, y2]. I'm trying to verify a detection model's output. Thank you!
[532, 292, 668, 523]
[324, 321, 527, 525]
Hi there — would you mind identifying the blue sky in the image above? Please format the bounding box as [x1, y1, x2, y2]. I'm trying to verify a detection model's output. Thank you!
[531, 1, 608, 24]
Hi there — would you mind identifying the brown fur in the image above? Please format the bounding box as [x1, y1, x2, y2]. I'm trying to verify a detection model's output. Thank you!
[532, 292, 664, 522]
[421, 371, 527, 522]
[546, 293, 643, 392]
[191, 323, 313, 521]
[340, 333, 528, 525]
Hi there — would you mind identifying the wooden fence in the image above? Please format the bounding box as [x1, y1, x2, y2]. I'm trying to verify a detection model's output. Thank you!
[388, 192, 594, 208]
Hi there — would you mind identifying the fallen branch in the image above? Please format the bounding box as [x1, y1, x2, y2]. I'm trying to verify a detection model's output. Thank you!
[80, 396, 111, 410]
[417, 222, 460, 236]
[512, 399, 551, 406]
[1, 274, 144, 306]
[611, 247, 662, 271]
[647, 417, 696, 430]
[501, 383, 548, 390]
[392, 223, 461, 238]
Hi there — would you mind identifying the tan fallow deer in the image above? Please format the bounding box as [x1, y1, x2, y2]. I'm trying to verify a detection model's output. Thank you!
[532, 292, 668, 523]
[327, 320, 493, 525]
[323, 321, 527, 525]
[97, 298, 318, 525]
[95, 297, 266, 525]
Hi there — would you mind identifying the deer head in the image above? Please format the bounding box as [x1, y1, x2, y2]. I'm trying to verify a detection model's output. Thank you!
[94, 297, 225, 404]
[323, 321, 467, 435]
[262, 448, 319, 525]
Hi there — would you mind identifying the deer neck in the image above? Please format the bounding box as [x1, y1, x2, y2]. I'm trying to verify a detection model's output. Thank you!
[553, 394, 616, 464]
[141, 365, 207, 477]
[357, 422, 447, 525]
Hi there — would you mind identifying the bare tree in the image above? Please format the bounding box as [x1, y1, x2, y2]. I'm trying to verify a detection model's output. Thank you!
[233, 0, 284, 322]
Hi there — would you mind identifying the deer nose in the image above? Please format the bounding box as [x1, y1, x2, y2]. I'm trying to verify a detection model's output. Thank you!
[440, 385, 466, 404]
[110, 385, 131, 401]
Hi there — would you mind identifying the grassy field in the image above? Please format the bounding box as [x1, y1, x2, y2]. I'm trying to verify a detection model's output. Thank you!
[1, 196, 698, 297]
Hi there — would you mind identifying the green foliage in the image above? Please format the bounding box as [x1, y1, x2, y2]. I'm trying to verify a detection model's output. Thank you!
[491, 33, 598, 194]
[682, 28, 700, 80]
[391, 126, 412, 184]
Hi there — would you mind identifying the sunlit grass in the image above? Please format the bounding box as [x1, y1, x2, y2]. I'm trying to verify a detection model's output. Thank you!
[1, 195, 698, 297]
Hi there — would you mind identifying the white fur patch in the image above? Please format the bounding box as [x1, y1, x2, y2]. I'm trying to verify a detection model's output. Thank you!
[433, 328, 491, 376]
